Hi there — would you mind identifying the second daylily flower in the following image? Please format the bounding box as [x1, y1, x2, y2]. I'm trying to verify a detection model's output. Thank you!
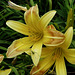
[6, 5, 65, 66]
[30, 27, 75, 75]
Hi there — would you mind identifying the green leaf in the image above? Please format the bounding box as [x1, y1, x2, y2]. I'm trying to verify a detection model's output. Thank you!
[0, 40, 11, 44]
[0, 12, 14, 20]
[54, 23, 60, 30]
[0, 46, 7, 51]
[49, 0, 52, 10]
[65, 0, 70, 9]
[10, 67, 19, 75]
[30, 0, 35, 6]
[69, 0, 74, 8]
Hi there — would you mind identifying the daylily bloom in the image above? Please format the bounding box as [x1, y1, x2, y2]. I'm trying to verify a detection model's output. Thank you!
[30, 27, 75, 75]
[0, 55, 11, 75]
[6, 5, 65, 66]
[7, 1, 27, 11]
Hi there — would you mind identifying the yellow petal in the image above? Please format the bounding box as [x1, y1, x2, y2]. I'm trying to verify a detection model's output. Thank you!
[8, 1, 27, 11]
[41, 47, 54, 58]
[64, 49, 75, 64]
[65, 55, 75, 64]
[25, 48, 31, 55]
[43, 28, 65, 46]
[64, 49, 75, 57]
[30, 55, 54, 75]
[31, 40, 42, 66]
[56, 56, 67, 75]
[0, 69, 11, 75]
[6, 37, 34, 58]
[60, 27, 73, 49]
[6, 20, 29, 35]
[24, 5, 40, 31]
[0, 54, 4, 63]
[38, 10, 56, 29]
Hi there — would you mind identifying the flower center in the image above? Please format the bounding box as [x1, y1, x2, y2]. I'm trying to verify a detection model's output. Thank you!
[28, 29, 43, 42]
[53, 47, 63, 60]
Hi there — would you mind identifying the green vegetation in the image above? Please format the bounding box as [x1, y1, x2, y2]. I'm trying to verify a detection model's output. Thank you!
[0, 0, 75, 75]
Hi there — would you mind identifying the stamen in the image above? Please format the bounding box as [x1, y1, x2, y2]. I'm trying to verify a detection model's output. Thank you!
[28, 28, 43, 42]
[53, 47, 63, 60]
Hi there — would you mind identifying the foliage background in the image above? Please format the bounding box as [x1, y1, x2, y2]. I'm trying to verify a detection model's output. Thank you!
[0, 0, 75, 75]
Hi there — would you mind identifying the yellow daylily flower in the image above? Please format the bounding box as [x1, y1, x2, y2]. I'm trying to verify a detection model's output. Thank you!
[0, 54, 4, 63]
[6, 5, 65, 66]
[0, 69, 11, 75]
[7, 1, 27, 11]
[30, 27, 75, 75]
